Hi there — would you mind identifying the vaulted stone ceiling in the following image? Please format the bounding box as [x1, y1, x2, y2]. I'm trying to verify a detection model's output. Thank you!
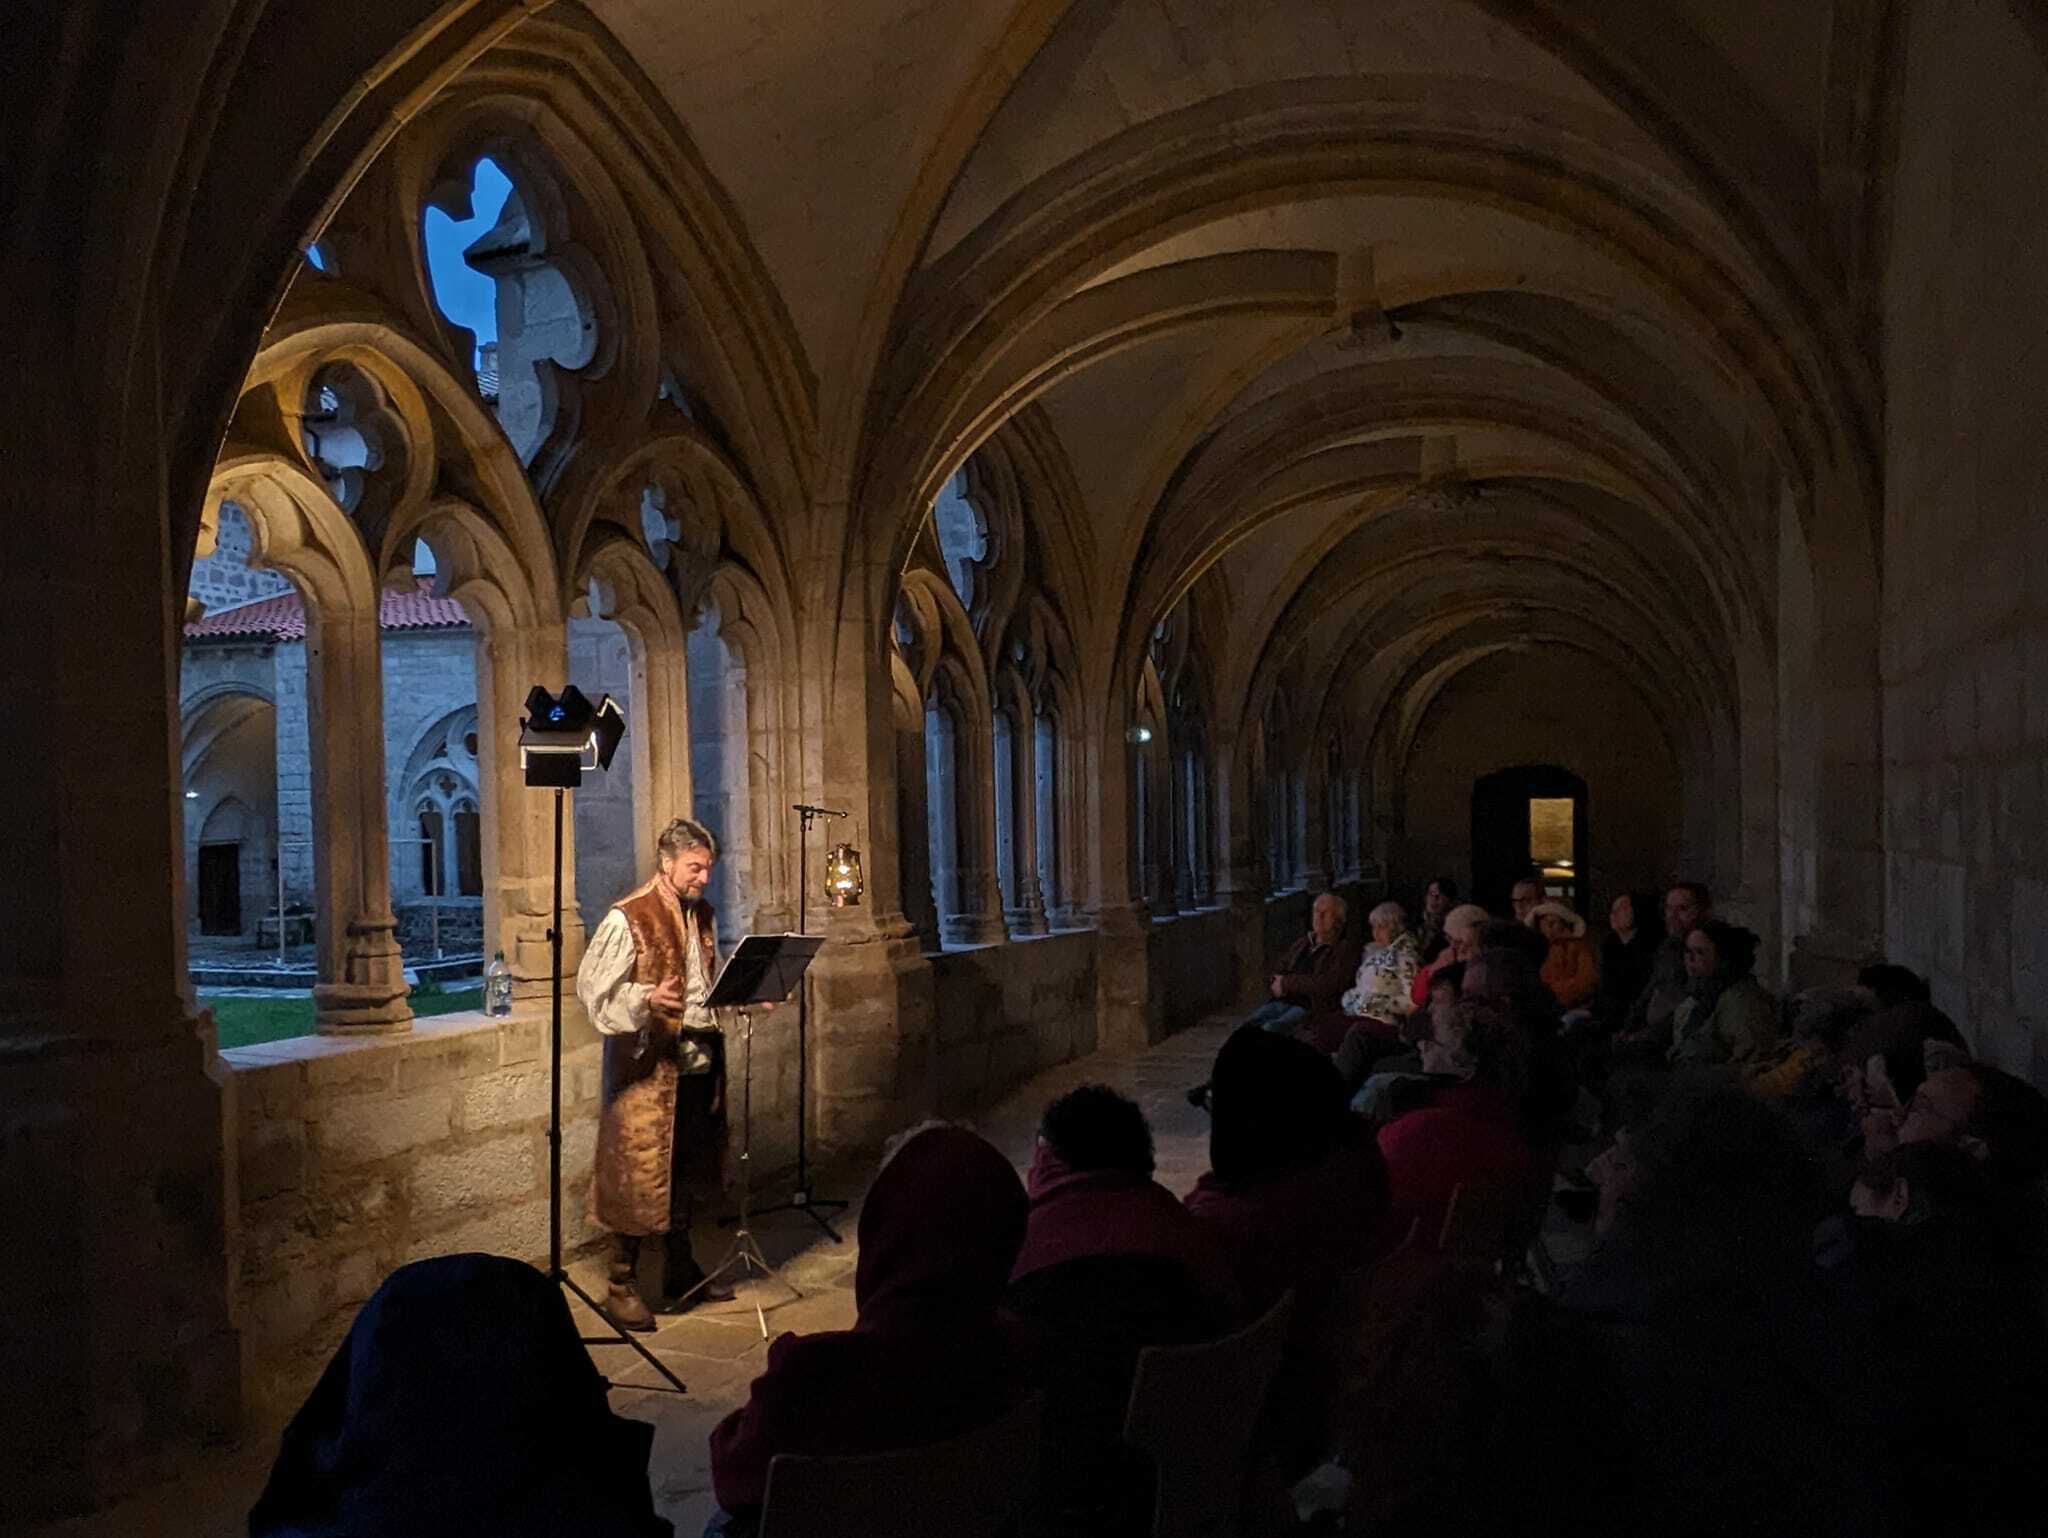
[571, 0, 1889, 878]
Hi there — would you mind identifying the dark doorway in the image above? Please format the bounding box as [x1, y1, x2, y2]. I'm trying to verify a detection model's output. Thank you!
[198, 842, 243, 935]
[1471, 765, 1588, 915]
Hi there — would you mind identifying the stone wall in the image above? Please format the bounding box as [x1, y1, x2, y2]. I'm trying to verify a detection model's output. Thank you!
[1397, 649, 1685, 916]
[1880, 0, 2048, 1080]
[219, 1004, 607, 1415]
[930, 931, 1099, 1115]
[188, 503, 293, 613]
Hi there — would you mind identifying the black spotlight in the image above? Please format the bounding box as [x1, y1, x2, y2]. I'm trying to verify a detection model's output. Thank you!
[519, 685, 625, 788]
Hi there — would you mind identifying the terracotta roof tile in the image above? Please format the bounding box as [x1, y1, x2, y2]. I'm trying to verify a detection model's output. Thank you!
[183, 579, 468, 642]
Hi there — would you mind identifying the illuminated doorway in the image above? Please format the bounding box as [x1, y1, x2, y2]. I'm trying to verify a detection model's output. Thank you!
[1471, 765, 1588, 914]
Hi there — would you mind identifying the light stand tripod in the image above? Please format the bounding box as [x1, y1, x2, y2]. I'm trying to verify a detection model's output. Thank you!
[543, 787, 687, 1397]
[739, 803, 852, 1241]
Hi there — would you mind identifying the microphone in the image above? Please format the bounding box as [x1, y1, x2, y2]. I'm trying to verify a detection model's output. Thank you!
[792, 803, 849, 818]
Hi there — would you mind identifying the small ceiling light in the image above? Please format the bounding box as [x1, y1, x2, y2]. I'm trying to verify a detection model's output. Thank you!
[824, 843, 864, 908]
[184, 790, 200, 800]
[1131, 725, 1154, 744]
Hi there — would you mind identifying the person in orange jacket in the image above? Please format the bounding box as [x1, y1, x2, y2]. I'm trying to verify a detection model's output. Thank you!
[1528, 899, 1599, 1009]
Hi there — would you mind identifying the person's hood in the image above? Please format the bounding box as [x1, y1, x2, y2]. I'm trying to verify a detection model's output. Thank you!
[854, 1125, 1026, 1327]
[1206, 1025, 1349, 1184]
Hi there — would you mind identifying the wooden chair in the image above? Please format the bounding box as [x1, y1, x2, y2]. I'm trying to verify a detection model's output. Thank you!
[758, 1392, 1043, 1538]
[1121, 1290, 1296, 1538]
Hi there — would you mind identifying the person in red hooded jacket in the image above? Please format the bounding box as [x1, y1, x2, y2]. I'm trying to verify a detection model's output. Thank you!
[705, 1123, 1030, 1534]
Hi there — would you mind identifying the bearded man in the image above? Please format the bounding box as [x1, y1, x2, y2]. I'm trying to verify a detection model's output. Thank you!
[576, 815, 735, 1330]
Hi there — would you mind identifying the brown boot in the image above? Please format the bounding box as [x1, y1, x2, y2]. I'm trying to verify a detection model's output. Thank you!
[605, 1234, 656, 1333]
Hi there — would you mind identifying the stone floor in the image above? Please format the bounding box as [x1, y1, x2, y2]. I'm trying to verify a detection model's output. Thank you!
[31, 1018, 1238, 1538]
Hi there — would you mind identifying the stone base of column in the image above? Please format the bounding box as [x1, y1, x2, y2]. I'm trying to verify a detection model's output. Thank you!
[1095, 902, 1164, 1051]
[1004, 902, 1049, 938]
[316, 921, 414, 1033]
[943, 910, 1009, 948]
[808, 924, 937, 1159]
[3, 1018, 241, 1522]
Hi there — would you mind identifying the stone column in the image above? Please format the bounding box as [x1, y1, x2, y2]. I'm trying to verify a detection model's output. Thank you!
[807, 538, 938, 1156]
[1300, 752, 1333, 893]
[1002, 702, 1050, 936]
[895, 689, 941, 953]
[471, 613, 585, 997]
[307, 608, 413, 1033]
[3, 305, 239, 1520]
[947, 703, 1009, 947]
[1095, 691, 1165, 1048]
[1213, 732, 1269, 1004]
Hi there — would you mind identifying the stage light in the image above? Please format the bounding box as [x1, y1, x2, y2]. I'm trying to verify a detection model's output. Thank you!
[519, 686, 626, 788]
[824, 843, 864, 908]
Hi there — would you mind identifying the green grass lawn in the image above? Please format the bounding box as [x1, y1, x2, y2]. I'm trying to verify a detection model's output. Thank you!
[207, 986, 484, 1050]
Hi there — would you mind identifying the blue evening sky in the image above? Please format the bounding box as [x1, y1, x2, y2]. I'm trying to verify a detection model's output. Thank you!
[422, 157, 513, 368]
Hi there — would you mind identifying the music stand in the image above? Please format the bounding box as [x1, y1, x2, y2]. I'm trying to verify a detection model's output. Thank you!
[674, 933, 825, 1337]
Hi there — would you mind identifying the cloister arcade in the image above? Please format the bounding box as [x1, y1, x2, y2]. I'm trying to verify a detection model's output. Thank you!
[9, 0, 2047, 1517]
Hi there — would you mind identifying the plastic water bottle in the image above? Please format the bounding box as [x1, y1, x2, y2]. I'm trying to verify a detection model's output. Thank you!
[484, 950, 513, 1016]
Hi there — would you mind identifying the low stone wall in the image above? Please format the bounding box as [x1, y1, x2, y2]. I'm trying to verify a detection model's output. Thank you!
[219, 1004, 608, 1416]
[930, 931, 1100, 1116]
[1152, 907, 1241, 1032]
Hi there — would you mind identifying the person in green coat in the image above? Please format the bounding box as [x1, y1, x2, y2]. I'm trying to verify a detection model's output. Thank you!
[1668, 920, 1778, 1068]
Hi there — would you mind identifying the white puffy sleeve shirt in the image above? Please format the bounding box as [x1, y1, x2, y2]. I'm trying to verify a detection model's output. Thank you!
[576, 907, 650, 1037]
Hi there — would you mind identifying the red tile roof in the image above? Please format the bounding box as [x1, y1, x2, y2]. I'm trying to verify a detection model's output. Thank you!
[183, 579, 469, 642]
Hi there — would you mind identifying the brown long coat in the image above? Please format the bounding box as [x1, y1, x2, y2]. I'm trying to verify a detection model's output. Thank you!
[590, 879, 726, 1235]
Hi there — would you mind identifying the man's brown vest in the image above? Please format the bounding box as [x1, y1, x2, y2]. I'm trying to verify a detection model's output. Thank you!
[590, 878, 722, 1236]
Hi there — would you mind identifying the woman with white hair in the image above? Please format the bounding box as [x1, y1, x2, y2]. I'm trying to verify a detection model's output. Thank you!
[1408, 903, 1491, 1011]
[1337, 900, 1421, 1045]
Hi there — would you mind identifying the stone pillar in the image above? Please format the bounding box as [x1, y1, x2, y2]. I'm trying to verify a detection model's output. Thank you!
[1213, 731, 1269, 1006]
[894, 689, 941, 953]
[472, 614, 585, 997]
[3, 313, 239, 1521]
[1300, 752, 1333, 893]
[807, 541, 938, 1156]
[1095, 690, 1164, 1048]
[308, 608, 413, 1033]
[947, 701, 1009, 947]
[1002, 702, 1050, 936]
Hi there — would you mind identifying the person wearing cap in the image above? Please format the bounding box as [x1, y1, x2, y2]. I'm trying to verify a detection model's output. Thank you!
[1528, 899, 1598, 1009]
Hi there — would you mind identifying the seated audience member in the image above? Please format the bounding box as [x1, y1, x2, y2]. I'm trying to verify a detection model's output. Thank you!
[1527, 1087, 1893, 1537]
[1749, 986, 1873, 1103]
[1408, 902, 1489, 1010]
[249, 1253, 671, 1538]
[1346, 963, 1464, 1124]
[1415, 875, 1460, 965]
[1185, 1028, 1389, 1316]
[1666, 920, 1778, 1069]
[1509, 876, 1544, 924]
[1245, 891, 1360, 1039]
[1329, 901, 1420, 1050]
[1857, 960, 1934, 1011]
[1462, 943, 1576, 1134]
[1476, 915, 1551, 975]
[1611, 882, 1712, 1050]
[1587, 890, 1663, 1031]
[1821, 1142, 2048, 1537]
[1375, 998, 1532, 1250]
[1527, 900, 1598, 1009]
[1894, 1061, 2048, 1192]
[1839, 1000, 1967, 1113]
[1007, 1086, 1238, 1529]
[707, 1125, 1030, 1534]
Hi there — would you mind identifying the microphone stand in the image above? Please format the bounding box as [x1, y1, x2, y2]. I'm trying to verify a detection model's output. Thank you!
[738, 803, 851, 1241]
